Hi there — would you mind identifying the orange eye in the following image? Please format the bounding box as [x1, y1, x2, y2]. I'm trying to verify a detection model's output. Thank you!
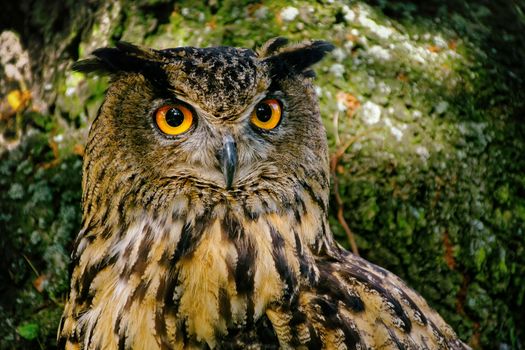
[250, 99, 282, 130]
[155, 104, 194, 135]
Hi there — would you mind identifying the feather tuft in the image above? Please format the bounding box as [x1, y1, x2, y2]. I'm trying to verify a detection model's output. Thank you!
[262, 39, 335, 79]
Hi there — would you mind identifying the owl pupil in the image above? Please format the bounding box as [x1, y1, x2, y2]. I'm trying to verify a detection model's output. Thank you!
[256, 104, 272, 122]
[166, 108, 184, 127]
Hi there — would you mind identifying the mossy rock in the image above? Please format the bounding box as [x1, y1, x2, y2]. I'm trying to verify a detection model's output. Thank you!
[1, 0, 524, 348]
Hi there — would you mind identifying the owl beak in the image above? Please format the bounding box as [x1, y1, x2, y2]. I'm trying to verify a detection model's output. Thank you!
[221, 135, 237, 189]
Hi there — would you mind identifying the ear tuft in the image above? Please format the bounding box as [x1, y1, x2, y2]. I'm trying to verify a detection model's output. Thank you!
[71, 58, 108, 74]
[262, 39, 334, 78]
[72, 41, 165, 76]
[258, 37, 290, 57]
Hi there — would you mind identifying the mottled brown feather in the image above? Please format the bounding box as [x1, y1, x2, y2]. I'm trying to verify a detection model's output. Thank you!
[59, 39, 470, 350]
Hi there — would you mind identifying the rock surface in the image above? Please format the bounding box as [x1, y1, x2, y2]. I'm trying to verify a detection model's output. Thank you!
[1, 1, 524, 348]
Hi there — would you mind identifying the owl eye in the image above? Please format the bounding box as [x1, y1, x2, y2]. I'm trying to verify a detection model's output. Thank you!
[155, 104, 194, 135]
[250, 99, 282, 130]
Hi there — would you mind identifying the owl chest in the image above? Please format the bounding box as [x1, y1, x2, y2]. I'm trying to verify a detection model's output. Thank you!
[77, 215, 292, 348]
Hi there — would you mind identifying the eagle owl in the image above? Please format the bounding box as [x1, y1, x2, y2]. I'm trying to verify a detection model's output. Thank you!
[58, 38, 469, 349]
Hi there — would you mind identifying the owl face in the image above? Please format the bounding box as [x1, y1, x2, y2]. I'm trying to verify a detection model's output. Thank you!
[78, 39, 334, 212]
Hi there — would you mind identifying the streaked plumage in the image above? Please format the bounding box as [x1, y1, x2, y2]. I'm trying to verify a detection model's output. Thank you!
[58, 38, 470, 349]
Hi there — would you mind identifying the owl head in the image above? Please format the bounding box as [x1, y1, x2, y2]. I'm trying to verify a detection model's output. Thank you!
[75, 38, 334, 219]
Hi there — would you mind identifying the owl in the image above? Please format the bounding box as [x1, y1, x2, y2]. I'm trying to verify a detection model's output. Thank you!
[58, 38, 470, 349]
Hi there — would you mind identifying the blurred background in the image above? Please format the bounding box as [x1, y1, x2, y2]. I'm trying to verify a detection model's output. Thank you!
[1, 0, 524, 348]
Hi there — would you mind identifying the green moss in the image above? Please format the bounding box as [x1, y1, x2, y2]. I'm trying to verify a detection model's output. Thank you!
[0, 133, 82, 349]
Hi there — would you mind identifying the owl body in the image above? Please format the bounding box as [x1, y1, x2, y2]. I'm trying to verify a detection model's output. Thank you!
[59, 39, 469, 349]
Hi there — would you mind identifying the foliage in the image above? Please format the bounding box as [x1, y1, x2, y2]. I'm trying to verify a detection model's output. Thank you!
[0, 133, 82, 348]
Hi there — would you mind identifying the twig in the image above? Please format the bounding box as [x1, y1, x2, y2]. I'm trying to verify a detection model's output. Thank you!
[330, 128, 380, 256]
[333, 110, 341, 145]
[22, 254, 40, 277]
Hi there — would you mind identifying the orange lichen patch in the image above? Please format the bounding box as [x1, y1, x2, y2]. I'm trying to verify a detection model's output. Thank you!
[33, 274, 48, 293]
[428, 45, 442, 53]
[73, 143, 85, 157]
[443, 231, 456, 270]
[448, 39, 458, 51]
[336, 91, 360, 117]
[345, 33, 358, 42]
[1, 89, 31, 120]
[206, 17, 217, 30]
[396, 72, 409, 82]
[7, 89, 31, 112]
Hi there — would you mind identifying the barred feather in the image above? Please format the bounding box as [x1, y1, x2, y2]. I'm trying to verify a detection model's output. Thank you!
[59, 39, 469, 350]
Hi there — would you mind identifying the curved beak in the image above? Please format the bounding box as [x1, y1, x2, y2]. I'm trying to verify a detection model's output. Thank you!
[221, 135, 237, 189]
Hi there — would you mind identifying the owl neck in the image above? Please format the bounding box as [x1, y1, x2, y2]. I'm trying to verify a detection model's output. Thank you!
[70, 175, 337, 347]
